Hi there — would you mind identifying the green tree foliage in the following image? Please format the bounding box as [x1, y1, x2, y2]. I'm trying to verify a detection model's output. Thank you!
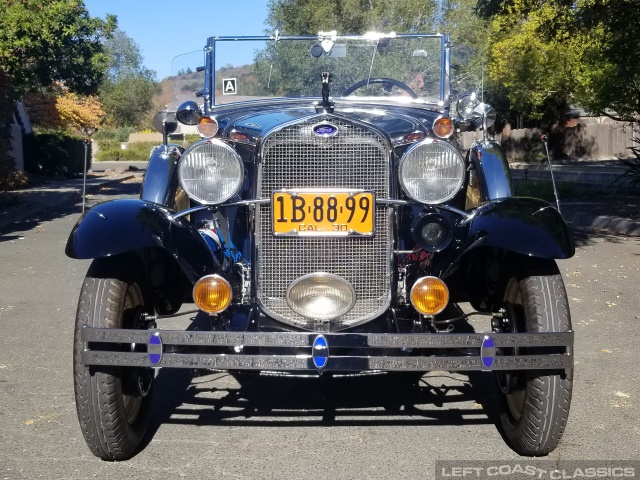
[99, 29, 158, 128]
[101, 76, 157, 127]
[487, 1, 577, 121]
[485, 0, 640, 123]
[267, 0, 438, 34]
[574, 0, 640, 122]
[0, 0, 113, 179]
[0, 0, 115, 97]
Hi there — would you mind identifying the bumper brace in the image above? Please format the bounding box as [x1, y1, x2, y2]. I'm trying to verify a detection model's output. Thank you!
[80, 327, 573, 373]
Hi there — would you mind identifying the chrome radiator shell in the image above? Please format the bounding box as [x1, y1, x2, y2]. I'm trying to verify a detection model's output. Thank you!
[256, 115, 393, 330]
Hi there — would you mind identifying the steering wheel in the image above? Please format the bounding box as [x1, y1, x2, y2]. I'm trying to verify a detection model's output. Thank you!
[342, 77, 418, 99]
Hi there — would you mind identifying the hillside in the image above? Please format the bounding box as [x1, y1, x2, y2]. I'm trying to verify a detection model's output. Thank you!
[155, 64, 256, 110]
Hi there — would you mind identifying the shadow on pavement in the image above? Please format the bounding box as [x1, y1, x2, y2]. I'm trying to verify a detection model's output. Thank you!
[139, 362, 501, 458]
[0, 180, 142, 239]
[570, 226, 635, 248]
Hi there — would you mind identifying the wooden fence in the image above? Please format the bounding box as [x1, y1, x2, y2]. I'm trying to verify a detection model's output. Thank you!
[459, 122, 639, 161]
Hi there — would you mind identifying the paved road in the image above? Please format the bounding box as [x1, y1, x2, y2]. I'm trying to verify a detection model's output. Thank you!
[1, 183, 639, 479]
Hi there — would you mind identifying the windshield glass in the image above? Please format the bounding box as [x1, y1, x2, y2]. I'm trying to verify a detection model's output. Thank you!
[205, 34, 446, 107]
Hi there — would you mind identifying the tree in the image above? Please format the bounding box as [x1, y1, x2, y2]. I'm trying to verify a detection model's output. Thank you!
[99, 29, 157, 128]
[0, 0, 113, 178]
[102, 29, 155, 83]
[56, 91, 105, 136]
[487, 1, 578, 121]
[0, 0, 115, 97]
[101, 76, 157, 127]
[573, 0, 640, 123]
[484, 0, 640, 124]
[23, 83, 105, 136]
[267, 0, 438, 34]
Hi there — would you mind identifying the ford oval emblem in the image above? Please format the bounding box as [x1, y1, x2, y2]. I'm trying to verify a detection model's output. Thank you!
[312, 123, 338, 137]
[312, 335, 329, 369]
[480, 335, 496, 369]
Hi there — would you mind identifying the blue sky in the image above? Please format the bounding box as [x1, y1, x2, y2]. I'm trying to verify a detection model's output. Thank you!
[84, 0, 270, 80]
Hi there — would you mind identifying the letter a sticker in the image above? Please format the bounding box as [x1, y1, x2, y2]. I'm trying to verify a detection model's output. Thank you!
[222, 78, 237, 95]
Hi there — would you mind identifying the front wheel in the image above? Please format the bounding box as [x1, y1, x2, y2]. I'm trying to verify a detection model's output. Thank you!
[496, 261, 573, 456]
[73, 260, 154, 460]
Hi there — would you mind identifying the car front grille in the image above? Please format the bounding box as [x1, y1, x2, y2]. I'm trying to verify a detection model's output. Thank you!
[256, 115, 392, 331]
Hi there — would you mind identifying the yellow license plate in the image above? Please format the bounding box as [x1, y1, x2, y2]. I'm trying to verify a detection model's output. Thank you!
[272, 190, 375, 236]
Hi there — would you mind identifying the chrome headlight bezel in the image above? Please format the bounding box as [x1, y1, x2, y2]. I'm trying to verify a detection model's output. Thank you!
[178, 139, 244, 205]
[398, 139, 465, 205]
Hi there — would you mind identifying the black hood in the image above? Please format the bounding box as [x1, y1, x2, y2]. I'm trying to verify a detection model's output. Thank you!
[211, 99, 443, 144]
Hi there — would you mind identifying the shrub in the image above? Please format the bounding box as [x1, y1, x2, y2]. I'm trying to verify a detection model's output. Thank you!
[23, 131, 91, 177]
[95, 140, 156, 161]
[520, 134, 547, 163]
[615, 137, 640, 190]
[0, 170, 29, 192]
[94, 135, 200, 161]
[93, 126, 136, 143]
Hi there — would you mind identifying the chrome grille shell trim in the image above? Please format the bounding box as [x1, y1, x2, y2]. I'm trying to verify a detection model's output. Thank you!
[256, 114, 393, 331]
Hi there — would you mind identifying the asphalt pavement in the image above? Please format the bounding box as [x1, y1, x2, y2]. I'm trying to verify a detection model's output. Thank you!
[0, 166, 143, 234]
[0, 169, 638, 479]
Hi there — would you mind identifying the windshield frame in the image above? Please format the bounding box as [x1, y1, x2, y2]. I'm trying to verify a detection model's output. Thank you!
[202, 32, 451, 114]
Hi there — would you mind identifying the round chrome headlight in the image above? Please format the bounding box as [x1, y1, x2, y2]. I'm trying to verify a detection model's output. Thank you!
[178, 139, 243, 205]
[399, 139, 465, 204]
[286, 273, 356, 321]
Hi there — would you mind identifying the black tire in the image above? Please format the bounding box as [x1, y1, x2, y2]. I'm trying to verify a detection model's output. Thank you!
[497, 261, 573, 456]
[73, 261, 154, 460]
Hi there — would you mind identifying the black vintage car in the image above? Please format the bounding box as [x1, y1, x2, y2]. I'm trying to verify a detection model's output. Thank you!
[67, 32, 574, 460]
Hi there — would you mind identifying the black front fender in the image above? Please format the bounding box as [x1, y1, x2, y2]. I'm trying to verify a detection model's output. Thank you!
[459, 197, 575, 259]
[140, 144, 183, 206]
[469, 140, 513, 201]
[65, 199, 218, 282]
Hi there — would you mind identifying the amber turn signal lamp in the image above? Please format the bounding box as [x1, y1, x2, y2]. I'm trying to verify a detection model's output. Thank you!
[432, 117, 454, 138]
[193, 275, 232, 314]
[197, 117, 218, 137]
[410, 276, 449, 315]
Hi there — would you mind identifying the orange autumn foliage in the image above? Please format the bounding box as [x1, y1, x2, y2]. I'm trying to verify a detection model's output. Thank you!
[55, 91, 104, 136]
[24, 84, 106, 137]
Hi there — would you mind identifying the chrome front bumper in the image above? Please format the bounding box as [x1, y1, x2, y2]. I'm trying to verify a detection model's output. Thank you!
[79, 327, 573, 373]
